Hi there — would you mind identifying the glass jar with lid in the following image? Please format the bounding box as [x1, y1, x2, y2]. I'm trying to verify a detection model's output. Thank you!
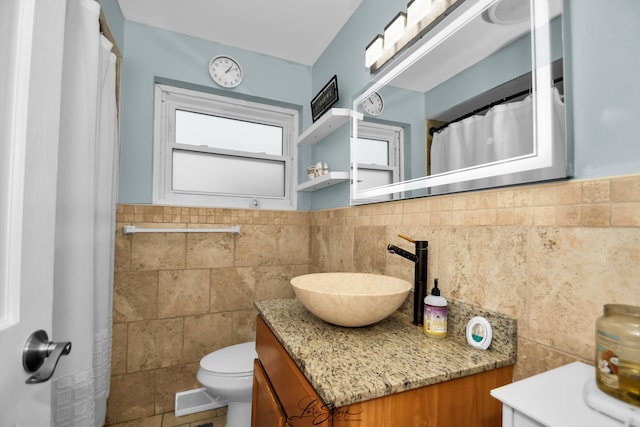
[596, 304, 640, 406]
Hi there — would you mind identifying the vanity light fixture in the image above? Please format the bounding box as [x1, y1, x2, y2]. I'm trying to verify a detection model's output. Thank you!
[365, 35, 384, 68]
[407, 0, 432, 28]
[366, 0, 459, 72]
[383, 12, 407, 48]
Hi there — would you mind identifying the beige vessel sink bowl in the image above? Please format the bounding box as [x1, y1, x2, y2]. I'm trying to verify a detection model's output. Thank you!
[290, 272, 412, 327]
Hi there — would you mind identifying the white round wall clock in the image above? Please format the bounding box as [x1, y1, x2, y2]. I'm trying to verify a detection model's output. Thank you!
[362, 91, 384, 116]
[209, 55, 243, 88]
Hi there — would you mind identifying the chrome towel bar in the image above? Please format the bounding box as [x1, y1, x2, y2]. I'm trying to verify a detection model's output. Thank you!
[123, 225, 240, 235]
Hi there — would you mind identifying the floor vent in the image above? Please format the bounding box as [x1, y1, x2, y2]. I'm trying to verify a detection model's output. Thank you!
[175, 387, 227, 417]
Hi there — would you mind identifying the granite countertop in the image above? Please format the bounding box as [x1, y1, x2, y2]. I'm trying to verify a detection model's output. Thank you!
[255, 298, 517, 408]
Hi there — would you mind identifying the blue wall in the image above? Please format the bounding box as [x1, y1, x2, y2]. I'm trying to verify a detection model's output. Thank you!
[102, 0, 640, 210]
[308, 0, 407, 209]
[117, 22, 311, 206]
[567, 0, 640, 178]
[99, 0, 313, 207]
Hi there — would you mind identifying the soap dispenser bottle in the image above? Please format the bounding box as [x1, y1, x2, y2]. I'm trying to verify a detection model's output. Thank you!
[424, 278, 448, 338]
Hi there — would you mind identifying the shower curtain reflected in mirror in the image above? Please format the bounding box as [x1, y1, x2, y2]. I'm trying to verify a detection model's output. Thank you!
[430, 88, 565, 194]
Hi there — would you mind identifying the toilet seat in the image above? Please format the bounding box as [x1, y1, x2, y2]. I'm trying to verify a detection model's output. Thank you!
[199, 342, 257, 377]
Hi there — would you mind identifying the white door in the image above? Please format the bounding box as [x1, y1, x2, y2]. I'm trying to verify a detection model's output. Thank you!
[0, 1, 68, 425]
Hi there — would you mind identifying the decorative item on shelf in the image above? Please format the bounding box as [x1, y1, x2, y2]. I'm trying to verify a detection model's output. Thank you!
[307, 162, 328, 180]
[365, 0, 462, 72]
[209, 55, 243, 88]
[311, 75, 339, 122]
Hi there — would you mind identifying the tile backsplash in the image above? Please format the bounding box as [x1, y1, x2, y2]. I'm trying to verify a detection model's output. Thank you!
[107, 208, 309, 425]
[107, 174, 640, 425]
[309, 174, 640, 380]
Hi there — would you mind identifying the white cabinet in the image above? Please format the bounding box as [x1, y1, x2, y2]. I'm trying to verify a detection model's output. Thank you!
[491, 362, 639, 427]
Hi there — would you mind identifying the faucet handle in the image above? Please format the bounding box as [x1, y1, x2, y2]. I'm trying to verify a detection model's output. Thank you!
[398, 233, 415, 243]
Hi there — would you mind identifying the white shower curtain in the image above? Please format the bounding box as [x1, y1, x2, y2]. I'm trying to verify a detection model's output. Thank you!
[430, 88, 564, 193]
[51, 1, 118, 425]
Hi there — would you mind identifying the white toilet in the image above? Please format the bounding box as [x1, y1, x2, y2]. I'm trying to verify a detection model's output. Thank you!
[197, 341, 258, 427]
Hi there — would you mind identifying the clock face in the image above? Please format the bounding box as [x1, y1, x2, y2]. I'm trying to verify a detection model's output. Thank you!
[362, 92, 384, 116]
[209, 55, 243, 88]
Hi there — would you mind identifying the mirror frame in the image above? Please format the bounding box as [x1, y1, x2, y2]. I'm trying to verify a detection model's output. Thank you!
[351, 0, 561, 203]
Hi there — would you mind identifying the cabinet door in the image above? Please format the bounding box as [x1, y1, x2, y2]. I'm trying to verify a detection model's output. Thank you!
[256, 316, 332, 427]
[331, 365, 513, 427]
[252, 359, 287, 427]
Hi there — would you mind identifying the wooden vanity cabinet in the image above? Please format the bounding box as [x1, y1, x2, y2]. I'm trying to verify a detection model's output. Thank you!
[254, 315, 331, 427]
[253, 315, 513, 427]
[252, 359, 286, 427]
[331, 366, 513, 427]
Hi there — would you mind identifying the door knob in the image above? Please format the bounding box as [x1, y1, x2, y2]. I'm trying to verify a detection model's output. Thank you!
[22, 330, 72, 384]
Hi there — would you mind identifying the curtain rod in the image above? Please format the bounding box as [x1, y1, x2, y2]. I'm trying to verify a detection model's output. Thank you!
[123, 225, 240, 235]
[429, 77, 564, 136]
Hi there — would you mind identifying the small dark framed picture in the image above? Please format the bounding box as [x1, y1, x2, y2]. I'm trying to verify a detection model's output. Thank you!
[311, 75, 339, 122]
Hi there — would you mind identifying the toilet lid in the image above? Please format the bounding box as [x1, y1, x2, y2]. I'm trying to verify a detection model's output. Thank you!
[200, 341, 257, 375]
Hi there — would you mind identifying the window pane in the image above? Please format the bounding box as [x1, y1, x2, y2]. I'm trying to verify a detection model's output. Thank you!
[172, 150, 285, 197]
[175, 110, 283, 155]
[358, 168, 394, 201]
[355, 138, 389, 165]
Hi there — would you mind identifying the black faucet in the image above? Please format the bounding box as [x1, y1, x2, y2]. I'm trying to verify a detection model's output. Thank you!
[387, 234, 428, 326]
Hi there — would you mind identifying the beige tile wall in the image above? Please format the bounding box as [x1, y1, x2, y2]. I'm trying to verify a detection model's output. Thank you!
[106, 174, 640, 425]
[309, 174, 640, 380]
[106, 207, 310, 426]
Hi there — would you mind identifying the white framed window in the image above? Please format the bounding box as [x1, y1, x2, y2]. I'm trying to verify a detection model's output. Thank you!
[353, 121, 403, 202]
[153, 84, 298, 210]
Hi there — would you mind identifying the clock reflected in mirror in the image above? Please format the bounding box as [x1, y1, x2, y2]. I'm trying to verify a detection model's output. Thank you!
[362, 91, 384, 116]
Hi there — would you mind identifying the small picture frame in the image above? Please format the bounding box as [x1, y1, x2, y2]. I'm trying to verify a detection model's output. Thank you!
[311, 75, 339, 122]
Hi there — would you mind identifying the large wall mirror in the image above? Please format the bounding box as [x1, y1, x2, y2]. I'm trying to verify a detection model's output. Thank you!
[351, 0, 571, 204]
